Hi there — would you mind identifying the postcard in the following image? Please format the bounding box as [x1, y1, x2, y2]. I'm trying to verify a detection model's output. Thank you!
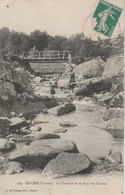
[0, 0, 124, 194]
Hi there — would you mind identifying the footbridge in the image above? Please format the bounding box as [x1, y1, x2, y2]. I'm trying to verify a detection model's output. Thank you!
[20, 50, 72, 77]
[21, 50, 71, 62]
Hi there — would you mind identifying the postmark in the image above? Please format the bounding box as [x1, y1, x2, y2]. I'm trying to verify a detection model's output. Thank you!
[93, 0, 123, 37]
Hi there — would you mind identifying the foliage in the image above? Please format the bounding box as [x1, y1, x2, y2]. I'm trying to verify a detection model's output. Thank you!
[0, 27, 123, 63]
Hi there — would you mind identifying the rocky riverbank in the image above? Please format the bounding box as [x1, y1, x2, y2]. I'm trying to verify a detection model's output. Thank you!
[0, 54, 124, 178]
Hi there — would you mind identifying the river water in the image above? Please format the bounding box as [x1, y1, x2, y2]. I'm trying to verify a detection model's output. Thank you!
[37, 99, 123, 162]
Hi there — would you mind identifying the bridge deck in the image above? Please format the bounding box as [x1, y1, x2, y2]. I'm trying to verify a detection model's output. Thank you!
[22, 50, 71, 61]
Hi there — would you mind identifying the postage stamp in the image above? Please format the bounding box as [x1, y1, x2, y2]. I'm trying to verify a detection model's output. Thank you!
[93, 0, 123, 37]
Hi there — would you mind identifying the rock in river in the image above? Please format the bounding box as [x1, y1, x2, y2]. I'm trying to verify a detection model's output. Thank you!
[48, 103, 76, 116]
[9, 139, 78, 168]
[42, 152, 92, 178]
[53, 128, 67, 133]
[18, 133, 60, 144]
[59, 121, 77, 127]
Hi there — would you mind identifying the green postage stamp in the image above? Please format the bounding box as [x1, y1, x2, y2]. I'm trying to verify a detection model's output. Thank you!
[93, 0, 123, 37]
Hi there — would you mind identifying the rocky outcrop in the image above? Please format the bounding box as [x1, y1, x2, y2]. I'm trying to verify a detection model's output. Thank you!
[103, 55, 124, 78]
[42, 153, 92, 178]
[75, 57, 105, 79]
[74, 77, 112, 96]
[9, 139, 78, 168]
[0, 61, 34, 109]
[0, 60, 58, 120]
[13, 67, 33, 95]
[74, 55, 124, 101]
[48, 103, 76, 116]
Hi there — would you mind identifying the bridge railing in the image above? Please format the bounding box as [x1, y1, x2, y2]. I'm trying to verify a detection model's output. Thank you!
[22, 50, 71, 60]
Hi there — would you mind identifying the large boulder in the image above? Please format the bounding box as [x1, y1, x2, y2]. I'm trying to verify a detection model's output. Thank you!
[29, 139, 78, 153]
[34, 95, 58, 108]
[48, 103, 76, 116]
[43, 96, 58, 108]
[74, 77, 112, 96]
[103, 108, 124, 121]
[13, 67, 33, 95]
[42, 153, 92, 178]
[0, 138, 16, 152]
[75, 57, 105, 79]
[9, 139, 78, 168]
[0, 61, 34, 105]
[104, 118, 124, 139]
[2, 161, 23, 175]
[103, 55, 124, 78]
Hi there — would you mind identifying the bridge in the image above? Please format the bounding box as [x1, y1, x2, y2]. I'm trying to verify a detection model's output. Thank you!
[20, 50, 72, 76]
[21, 50, 71, 62]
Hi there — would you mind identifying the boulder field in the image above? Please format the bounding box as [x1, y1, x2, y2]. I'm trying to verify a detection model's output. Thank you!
[0, 53, 123, 177]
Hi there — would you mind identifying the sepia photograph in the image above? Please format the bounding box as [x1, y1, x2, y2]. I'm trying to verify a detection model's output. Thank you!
[0, 0, 124, 194]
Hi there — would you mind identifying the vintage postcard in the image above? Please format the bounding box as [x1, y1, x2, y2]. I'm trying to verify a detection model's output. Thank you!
[0, 0, 124, 195]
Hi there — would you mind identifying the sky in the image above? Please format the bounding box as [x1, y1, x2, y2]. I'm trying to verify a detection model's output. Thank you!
[0, 0, 124, 39]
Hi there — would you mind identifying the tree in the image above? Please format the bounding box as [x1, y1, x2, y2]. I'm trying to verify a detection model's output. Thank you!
[28, 30, 49, 50]
[0, 27, 10, 54]
[46, 35, 67, 50]
[6, 32, 29, 54]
